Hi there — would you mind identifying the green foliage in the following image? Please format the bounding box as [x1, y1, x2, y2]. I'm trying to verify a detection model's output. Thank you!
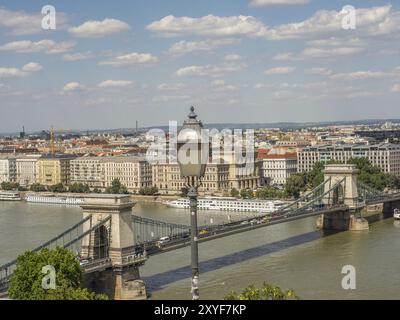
[139, 186, 159, 195]
[285, 173, 307, 199]
[0, 181, 19, 191]
[92, 187, 102, 194]
[8, 247, 107, 300]
[69, 183, 90, 193]
[240, 189, 254, 199]
[47, 183, 67, 193]
[105, 179, 129, 194]
[230, 188, 240, 198]
[255, 187, 285, 199]
[30, 183, 47, 192]
[224, 282, 299, 300]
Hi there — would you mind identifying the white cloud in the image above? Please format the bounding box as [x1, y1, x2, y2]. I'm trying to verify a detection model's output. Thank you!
[249, 0, 309, 7]
[69, 18, 130, 38]
[99, 52, 158, 67]
[330, 71, 389, 81]
[63, 51, 94, 61]
[390, 84, 400, 92]
[0, 62, 42, 78]
[98, 80, 133, 88]
[63, 82, 84, 92]
[0, 8, 68, 35]
[168, 38, 239, 56]
[0, 67, 25, 78]
[157, 83, 186, 91]
[0, 40, 75, 54]
[152, 95, 190, 102]
[264, 67, 295, 75]
[212, 79, 236, 91]
[265, 5, 394, 40]
[147, 14, 268, 38]
[306, 68, 332, 76]
[224, 54, 242, 61]
[146, 5, 400, 41]
[176, 64, 246, 77]
[21, 62, 42, 72]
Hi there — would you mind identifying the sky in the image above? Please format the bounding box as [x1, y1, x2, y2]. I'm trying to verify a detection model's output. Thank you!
[0, 0, 399, 132]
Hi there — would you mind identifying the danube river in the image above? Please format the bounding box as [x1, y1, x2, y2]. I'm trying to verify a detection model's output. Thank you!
[1, 201, 400, 300]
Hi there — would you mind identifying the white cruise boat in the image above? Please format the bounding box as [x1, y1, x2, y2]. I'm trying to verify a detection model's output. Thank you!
[165, 197, 287, 213]
[0, 191, 22, 201]
[394, 209, 400, 220]
[25, 195, 85, 205]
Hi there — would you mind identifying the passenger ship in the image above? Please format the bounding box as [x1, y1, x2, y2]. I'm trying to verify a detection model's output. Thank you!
[0, 191, 22, 201]
[25, 195, 85, 205]
[165, 197, 287, 213]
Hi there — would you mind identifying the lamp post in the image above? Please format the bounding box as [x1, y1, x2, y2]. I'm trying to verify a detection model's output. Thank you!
[177, 106, 208, 300]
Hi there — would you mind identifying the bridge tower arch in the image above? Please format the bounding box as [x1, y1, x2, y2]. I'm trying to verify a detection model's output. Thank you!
[322, 164, 359, 208]
[80, 194, 147, 300]
[318, 164, 369, 231]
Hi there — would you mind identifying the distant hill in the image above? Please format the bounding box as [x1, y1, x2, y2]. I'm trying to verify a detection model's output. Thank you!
[1, 118, 400, 137]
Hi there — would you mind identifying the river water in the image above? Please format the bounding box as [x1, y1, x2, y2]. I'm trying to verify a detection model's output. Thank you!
[1, 201, 400, 300]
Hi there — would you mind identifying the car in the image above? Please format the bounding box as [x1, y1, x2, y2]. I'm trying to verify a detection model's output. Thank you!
[79, 259, 90, 266]
[240, 221, 249, 225]
[158, 236, 170, 245]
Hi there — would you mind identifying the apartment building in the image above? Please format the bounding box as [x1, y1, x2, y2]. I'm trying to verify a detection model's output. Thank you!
[36, 155, 76, 186]
[260, 153, 297, 186]
[101, 156, 152, 193]
[152, 161, 230, 195]
[15, 155, 41, 186]
[298, 143, 400, 176]
[0, 157, 16, 183]
[70, 157, 104, 188]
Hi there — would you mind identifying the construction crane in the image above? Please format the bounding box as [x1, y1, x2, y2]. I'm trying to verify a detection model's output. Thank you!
[50, 127, 71, 156]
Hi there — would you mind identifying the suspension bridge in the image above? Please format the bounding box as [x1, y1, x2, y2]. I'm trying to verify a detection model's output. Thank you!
[1, 164, 399, 299]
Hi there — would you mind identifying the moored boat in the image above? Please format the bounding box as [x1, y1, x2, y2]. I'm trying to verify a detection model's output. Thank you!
[0, 191, 21, 201]
[165, 196, 288, 213]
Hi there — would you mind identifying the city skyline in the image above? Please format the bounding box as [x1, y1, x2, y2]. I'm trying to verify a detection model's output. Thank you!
[1, 0, 400, 132]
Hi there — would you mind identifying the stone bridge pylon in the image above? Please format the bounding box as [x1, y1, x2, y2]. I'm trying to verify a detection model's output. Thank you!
[318, 164, 369, 231]
[80, 194, 147, 300]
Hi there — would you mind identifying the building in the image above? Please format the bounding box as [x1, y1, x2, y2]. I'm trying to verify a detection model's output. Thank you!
[36, 155, 76, 186]
[298, 143, 400, 176]
[152, 162, 230, 195]
[260, 153, 297, 186]
[15, 155, 41, 186]
[70, 157, 104, 189]
[101, 156, 152, 193]
[0, 157, 16, 183]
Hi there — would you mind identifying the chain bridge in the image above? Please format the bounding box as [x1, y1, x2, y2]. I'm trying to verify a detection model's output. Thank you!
[1, 164, 399, 299]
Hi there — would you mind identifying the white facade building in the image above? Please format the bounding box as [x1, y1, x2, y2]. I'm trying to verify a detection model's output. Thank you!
[15, 156, 41, 186]
[0, 157, 16, 183]
[298, 143, 400, 176]
[261, 153, 297, 186]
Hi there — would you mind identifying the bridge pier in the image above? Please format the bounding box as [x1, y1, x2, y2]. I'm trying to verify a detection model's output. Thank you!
[80, 195, 147, 300]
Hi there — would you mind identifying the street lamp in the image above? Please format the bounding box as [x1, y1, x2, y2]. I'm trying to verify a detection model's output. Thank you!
[177, 106, 208, 300]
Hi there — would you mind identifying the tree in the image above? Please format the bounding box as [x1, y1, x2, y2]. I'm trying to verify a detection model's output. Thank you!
[69, 183, 90, 193]
[8, 247, 107, 300]
[285, 174, 306, 199]
[224, 282, 298, 300]
[30, 183, 47, 192]
[139, 186, 159, 195]
[1, 181, 19, 191]
[230, 188, 239, 198]
[48, 183, 67, 193]
[240, 189, 248, 199]
[105, 179, 129, 194]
